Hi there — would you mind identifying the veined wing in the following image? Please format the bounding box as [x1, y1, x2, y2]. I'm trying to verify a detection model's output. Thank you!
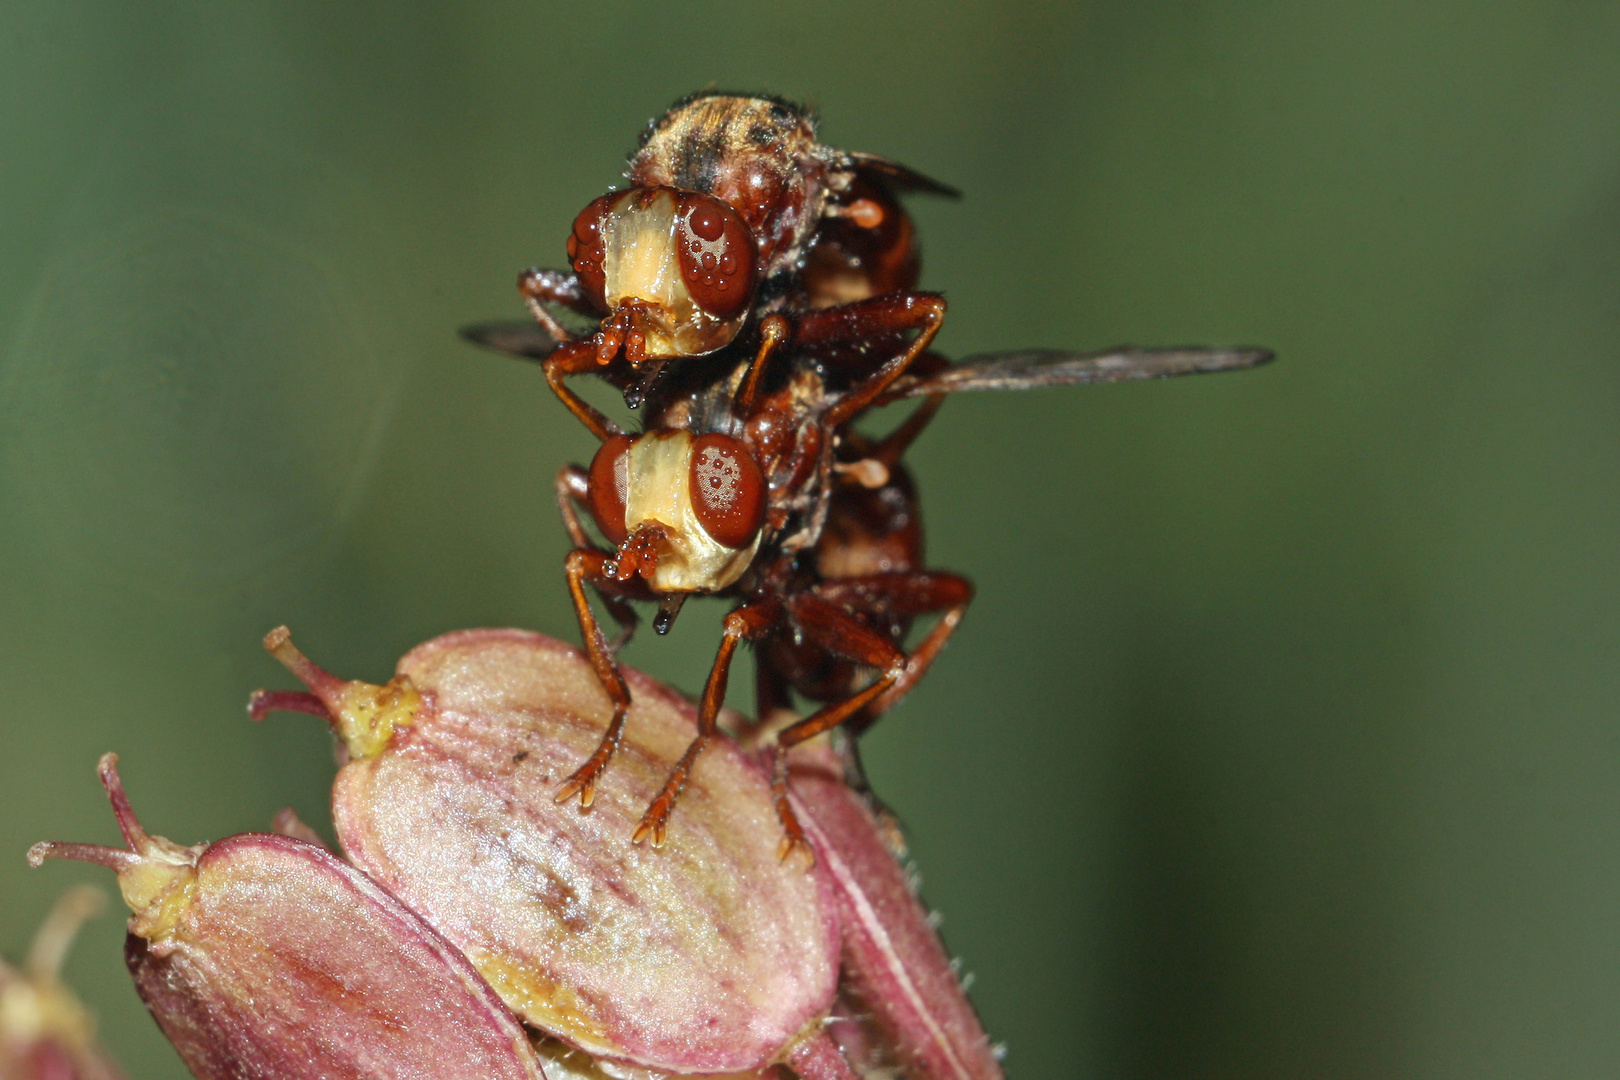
[886, 346, 1273, 398]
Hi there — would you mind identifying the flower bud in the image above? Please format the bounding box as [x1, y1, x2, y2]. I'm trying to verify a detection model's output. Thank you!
[789, 746, 1005, 1080]
[256, 627, 839, 1076]
[28, 755, 547, 1080]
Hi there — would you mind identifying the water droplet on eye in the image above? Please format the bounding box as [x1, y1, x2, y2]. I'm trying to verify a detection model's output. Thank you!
[687, 201, 726, 242]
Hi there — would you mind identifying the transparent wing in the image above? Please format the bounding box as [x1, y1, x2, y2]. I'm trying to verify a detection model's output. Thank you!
[458, 320, 562, 362]
[885, 346, 1274, 398]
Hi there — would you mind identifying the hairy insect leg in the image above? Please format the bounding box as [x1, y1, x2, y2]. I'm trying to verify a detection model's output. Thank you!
[542, 338, 621, 443]
[633, 599, 783, 847]
[769, 595, 911, 862]
[556, 464, 637, 648]
[794, 292, 949, 430]
[555, 548, 636, 808]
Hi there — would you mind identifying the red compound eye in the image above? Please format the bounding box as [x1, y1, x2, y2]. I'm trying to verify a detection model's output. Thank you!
[587, 434, 634, 546]
[567, 192, 618, 313]
[687, 199, 726, 241]
[688, 434, 764, 549]
[674, 194, 756, 320]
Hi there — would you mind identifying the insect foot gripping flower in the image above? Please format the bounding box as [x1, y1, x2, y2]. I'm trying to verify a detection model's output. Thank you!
[1, 886, 124, 1080]
[784, 743, 1005, 1080]
[252, 627, 841, 1077]
[27, 754, 547, 1080]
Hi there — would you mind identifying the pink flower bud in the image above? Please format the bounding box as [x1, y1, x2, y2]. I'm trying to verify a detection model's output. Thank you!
[257, 628, 840, 1076]
[29, 755, 547, 1080]
[790, 747, 1004, 1080]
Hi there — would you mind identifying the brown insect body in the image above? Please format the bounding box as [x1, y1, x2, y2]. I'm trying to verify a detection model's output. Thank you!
[464, 93, 1273, 851]
[514, 92, 952, 415]
[627, 93, 834, 290]
[539, 331, 1278, 850]
[797, 172, 923, 310]
[545, 303, 973, 852]
[754, 437, 977, 796]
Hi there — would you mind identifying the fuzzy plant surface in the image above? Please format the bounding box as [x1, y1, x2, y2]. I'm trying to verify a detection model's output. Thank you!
[29, 629, 1003, 1080]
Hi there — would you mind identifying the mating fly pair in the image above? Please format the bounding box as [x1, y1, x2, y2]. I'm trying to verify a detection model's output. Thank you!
[466, 92, 1271, 853]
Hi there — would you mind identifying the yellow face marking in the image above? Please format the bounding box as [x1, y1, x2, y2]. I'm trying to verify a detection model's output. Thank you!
[599, 191, 746, 358]
[622, 431, 760, 593]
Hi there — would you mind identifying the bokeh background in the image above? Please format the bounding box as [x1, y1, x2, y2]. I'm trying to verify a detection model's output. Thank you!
[3, 3, 1618, 1077]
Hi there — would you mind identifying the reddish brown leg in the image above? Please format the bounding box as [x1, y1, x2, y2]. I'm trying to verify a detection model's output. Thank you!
[556, 464, 637, 646]
[542, 339, 622, 442]
[864, 351, 950, 469]
[833, 388, 946, 491]
[803, 572, 973, 803]
[866, 605, 966, 720]
[812, 571, 975, 733]
[768, 596, 911, 861]
[633, 599, 782, 847]
[750, 646, 794, 738]
[732, 313, 791, 419]
[870, 393, 944, 468]
[554, 464, 596, 549]
[554, 548, 635, 808]
[518, 267, 598, 343]
[793, 292, 948, 430]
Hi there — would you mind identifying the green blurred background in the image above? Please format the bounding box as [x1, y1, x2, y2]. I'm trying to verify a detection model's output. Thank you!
[3, 3, 1618, 1077]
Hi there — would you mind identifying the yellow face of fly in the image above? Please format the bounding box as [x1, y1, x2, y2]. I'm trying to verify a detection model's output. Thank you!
[600, 191, 745, 359]
[621, 431, 759, 593]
